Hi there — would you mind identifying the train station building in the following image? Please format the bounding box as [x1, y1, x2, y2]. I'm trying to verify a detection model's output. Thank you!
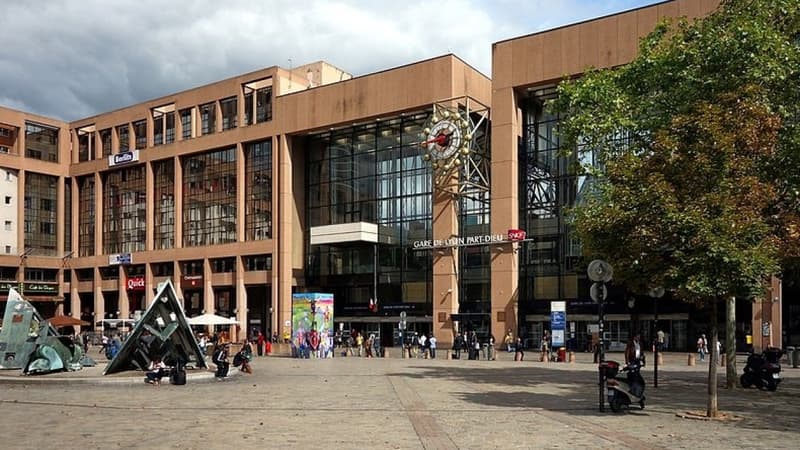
[0, 0, 791, 351]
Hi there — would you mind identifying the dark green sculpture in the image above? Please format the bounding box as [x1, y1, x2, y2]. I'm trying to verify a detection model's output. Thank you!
[103, 279, 206, 375]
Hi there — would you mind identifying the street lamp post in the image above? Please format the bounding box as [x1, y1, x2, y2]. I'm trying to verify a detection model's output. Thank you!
[648, 287, 665, 388]
[588, 260, 613, 412]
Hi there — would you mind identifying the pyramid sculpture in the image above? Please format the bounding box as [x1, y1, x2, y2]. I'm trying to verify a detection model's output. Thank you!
[104, 279, 207, 375]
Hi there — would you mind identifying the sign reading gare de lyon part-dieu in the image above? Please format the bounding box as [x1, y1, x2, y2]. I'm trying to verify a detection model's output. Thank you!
[412, 229, 526, 250]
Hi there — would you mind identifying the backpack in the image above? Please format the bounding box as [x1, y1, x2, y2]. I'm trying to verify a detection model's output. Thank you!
[212, 349, 223, 364]
[233, 352, 244, 367]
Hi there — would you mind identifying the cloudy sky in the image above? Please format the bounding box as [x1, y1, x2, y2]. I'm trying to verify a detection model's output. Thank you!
[0, 0, 659, 121]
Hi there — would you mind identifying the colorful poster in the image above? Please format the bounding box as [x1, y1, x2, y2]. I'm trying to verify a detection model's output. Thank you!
[291, 293, 334, 357]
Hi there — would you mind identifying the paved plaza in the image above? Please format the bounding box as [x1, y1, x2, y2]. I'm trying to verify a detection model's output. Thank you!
[1, 351, 799, 449]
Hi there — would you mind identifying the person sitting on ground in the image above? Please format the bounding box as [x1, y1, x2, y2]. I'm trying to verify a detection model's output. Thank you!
[233, 341, 253, 374]
[146, 357, 168, 386]
[213, 343, 231, 380]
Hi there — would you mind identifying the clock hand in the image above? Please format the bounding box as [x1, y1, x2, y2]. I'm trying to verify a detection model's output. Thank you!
[420, 132, 452, 148]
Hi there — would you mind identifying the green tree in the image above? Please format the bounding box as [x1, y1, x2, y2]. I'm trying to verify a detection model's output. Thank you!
[552, 0, 800, 417]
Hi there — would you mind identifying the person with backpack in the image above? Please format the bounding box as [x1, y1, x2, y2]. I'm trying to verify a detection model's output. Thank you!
[233, 341, 253, 374]
[213, 343, 230, 380]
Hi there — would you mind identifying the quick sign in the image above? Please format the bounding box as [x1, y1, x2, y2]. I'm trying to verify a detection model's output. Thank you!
[126, 276, 145, 291]
[108, 150, 140, 167]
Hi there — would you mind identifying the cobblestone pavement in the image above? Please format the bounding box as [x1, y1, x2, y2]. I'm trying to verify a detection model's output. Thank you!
[1, 351, 799, 449]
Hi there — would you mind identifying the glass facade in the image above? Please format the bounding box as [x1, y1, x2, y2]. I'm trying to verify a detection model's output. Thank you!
[78, 131, 93, 162]
[78, 176, 95, 257]
[25, 122, 59, 162]
[306, 113, 433, 314]
[220, 97, 237, 130]
[182, 148, 237, 246]
[100, 129, 112, 157]
[117, 125, 129, 153]
[103, 165, 146, 254]
[245, 140, 272, 240]
[64, 177, 71, 252]
[133, 120, 146, 149]
[200, 103, 215, 136]
[180, 109, 192, 140]
[24, 172, 58, 255]
[154, 160, 175, 249]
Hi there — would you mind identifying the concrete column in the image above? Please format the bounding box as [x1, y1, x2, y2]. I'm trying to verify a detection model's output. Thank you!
[111, 124, 120, 154]
[145, 262, 154, 306]
[146, 112, 154, 148]
[490, 86, 520, 343]
[432, 182, 459, 350]
[173, 260, 183, 303]
[70, 268, 80, 331]
[277, 134, 294, 340]
[271, 136, 280, 337]
[236, 255, 247, 342]
[118, 265, 129, 325]
[93, 267, 104, 333]
[203, 258, 214, 315]
[237, 85, 246, 128]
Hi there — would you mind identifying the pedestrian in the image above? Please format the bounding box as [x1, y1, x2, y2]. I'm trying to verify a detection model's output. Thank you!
[419, 333, 428, 359]
[504, 329, 514, 353]
[514, 337, 525, 361]
[453, 332, 463, 359]
[716, 338, 723, 365]
[366, 334, 374, 358]
[99, 334, 109, 355]
[624, 333, 642, 365]
[697, 334, 707, 362]
[540, 330, 550, 362]
[213, 343, 230, 380]
[356, 332, 364, 357]
[429, 334, 437, 359]
[411, 332, 420, 358]
[234, 341, 253, 374]
[471, 332, 480, 360]
[257, 332, 265, 356]
[310, 327, 321, 358]
[656, 329, 665, 352]
[487, 334, 495, 361]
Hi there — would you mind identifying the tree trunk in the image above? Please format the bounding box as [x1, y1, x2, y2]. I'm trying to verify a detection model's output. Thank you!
[707, 297, 719, 417]
[726, 295, 737, 388]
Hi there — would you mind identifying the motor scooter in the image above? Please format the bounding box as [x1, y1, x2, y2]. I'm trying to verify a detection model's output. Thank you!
[604, 359, 646, 412]
[741, 347, 784, 391]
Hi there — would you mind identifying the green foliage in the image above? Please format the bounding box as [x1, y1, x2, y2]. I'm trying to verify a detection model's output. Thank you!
[551, 0, 800, 303]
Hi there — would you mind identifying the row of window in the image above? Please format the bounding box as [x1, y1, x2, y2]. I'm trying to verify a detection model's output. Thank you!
[76, 83, 273, 162]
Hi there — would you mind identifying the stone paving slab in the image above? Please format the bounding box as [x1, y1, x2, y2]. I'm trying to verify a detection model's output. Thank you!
[1, 353, 799, 449]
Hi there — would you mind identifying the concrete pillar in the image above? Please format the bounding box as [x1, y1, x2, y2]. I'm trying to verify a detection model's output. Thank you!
[145, 161, 154, 251]
[277, 134, 294, 342]
[236, 256, 247, 343]
[144, 262, 154, 306]
[432, 183, 458, 350]
[93, 267, 104, 333]
[94, 172, 103, 257]
[236, 142, 246, 242]
[490, 87, 520, 343]
[118, 265, 129, 324]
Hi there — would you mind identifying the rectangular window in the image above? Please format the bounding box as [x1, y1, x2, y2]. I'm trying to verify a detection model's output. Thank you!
[244, 255, 272, 271]
[4, 245, 10, 254]
[78, 176, 95, 257]
[25, 122, 59, 162]
[4, 220, 10, 230]
[180, 109, 192, 140]
[133, 119, 147, 149]
[153, 114, 164, 146]
[4, 196, 10, 204]
[245, 139, 272, 240]
[0, 146, 9, 154]
[182, 147, 236, 246]
[117, 125, 129, 152]
[0, 127, 9, 137]
[200, 102, 216, 135]
[243, 90, 254, 125]
[220, 97, 237, 130]
[100, 129, 112, 157]
[151, 262, 174, 277]
[154, 160, 175, 250]
[24, 173, 58, 255]
[211, 257, 235, 273]
[180, 260, 203, 276]
[77, 130, 93, 162]
[103, 166, 146, 254]
[165, 111, 175, 144]
[256, 87, 272, 123]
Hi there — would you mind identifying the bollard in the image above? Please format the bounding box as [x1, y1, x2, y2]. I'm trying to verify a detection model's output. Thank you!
[688, 353, 695, 366]
[446, 350, 452, 360]
[569, 351, 576, 363]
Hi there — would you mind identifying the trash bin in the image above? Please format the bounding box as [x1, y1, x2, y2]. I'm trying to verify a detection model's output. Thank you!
[787, 347, 795, 368]
[792, 347, 800, 368]
[558, 347, 567, 362]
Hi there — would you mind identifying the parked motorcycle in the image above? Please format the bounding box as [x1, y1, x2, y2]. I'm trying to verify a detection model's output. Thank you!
[740, 347, 784, 391]
[603, 360, 646, 412]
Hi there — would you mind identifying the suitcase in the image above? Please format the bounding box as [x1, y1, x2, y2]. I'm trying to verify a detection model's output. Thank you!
[171, 369, 186, 385]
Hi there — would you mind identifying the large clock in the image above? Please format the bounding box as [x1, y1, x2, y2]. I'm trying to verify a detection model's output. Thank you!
[420, 109, 473, 169]
[424, 118, 463, 160]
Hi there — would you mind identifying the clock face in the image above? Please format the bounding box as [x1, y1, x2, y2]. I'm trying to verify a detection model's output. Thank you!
[426, 119, 463, 161]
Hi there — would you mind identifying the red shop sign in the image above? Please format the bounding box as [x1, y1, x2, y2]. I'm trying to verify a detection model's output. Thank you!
[507, 229, 527, 241]
[126, 276, 146, 291]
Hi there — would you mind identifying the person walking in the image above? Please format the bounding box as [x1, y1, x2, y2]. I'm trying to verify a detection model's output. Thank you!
[256, 332, 265, 357]
[697, 334, 707, 362]
[487, 334, 496, 361]
[356, 332, 364, 357]
[428, 334, 437, 359]
[419, 333, 428, 359]
[541, 330, 551, 362]
[624, 333, 642, 365]
[514, 337, 525, 361]
[453, 332, 463, 360]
